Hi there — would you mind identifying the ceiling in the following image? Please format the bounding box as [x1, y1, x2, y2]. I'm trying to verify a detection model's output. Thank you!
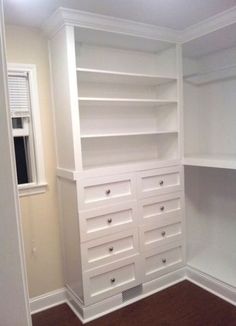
[4, 0, 236, 30]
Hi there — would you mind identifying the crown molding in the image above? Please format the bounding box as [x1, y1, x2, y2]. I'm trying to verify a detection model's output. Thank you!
[42, 7, 181, 43]
[180, 6, 236, 43]
[43, 6, 236, 45]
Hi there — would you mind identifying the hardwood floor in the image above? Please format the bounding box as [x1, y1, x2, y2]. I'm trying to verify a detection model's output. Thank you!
[32, 281, 236, 326]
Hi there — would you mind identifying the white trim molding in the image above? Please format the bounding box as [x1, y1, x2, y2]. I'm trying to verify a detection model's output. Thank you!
[8, 63, 47, 196]
[186, 265, 236, 307]
[42, 7, 181, 43]
[30, 288, 67, 314]
[180, 6, 236, 43]
[30, 267, 236, 322]
[43, 6, 236, 46]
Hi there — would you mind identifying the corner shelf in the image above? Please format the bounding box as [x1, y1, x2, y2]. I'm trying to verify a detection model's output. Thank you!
[183, 154, 236, 170]
[184, 65, 236, 86]
[77, 68, 177, 85]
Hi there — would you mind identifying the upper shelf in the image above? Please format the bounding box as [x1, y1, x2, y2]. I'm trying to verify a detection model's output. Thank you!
[184, 65, 236, 85]
[77, 68, 177, 86]
[184, 154, 236, 170]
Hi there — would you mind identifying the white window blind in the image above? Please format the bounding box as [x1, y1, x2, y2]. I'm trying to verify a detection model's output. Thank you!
[8, 72, 31, 117]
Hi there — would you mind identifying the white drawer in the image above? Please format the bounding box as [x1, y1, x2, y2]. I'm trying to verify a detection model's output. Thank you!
[143, 242, 183, 282]
[137, 166, 182, 198]
[139, 192, 183, 225]
[79, 201, 138, 242]
[140, 222, 182, 251]
[83, 256, 142, 304]
[78, 174, 135, 209]
[81, 229, 139, 270]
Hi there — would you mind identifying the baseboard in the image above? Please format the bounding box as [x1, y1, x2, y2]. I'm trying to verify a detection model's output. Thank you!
[66, 267, 186, 323]
[186, 265, 236, 306]
[30, 288, 67, 314]
[30, 266, 236, 321]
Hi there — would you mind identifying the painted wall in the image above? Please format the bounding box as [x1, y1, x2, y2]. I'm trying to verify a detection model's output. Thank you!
[5, 25, 64, 298]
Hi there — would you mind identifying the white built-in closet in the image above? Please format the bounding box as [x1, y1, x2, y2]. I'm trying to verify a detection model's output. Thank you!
[45, 8, 236, 323]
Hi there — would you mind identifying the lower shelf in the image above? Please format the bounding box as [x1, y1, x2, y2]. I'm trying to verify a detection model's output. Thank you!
[187, 246, 236, 288]
[183, 154, 236, 170]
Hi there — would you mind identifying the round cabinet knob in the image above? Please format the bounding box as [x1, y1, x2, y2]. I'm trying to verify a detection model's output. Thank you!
[110, 277, 116, 284]
[162, 258, 167, 264]
[161, 231, 166, 237]
[160, 206, 165, 212]
[105, 189, 111, 196]
[109, 246, 114, 252]
[159, 180, 164, 186]
[107, 218, 112, 224]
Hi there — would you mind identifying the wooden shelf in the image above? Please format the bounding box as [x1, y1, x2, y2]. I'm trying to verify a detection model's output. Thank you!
[81, 130, 178, 139]
[78, 97, 178, 105]
[77, 68, 177, 85]
[184, 154, 236, 170]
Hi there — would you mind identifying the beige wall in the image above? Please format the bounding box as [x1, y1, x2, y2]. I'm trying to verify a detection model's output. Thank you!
[5, 25, 64, 298]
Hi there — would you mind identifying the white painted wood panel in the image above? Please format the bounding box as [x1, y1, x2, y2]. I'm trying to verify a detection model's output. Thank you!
[79, 201, 138, 242]
[140, 222, 182, 251]
[83, 255, 142, 305]
[81, 229, 139, 270]
[137, 166, 183, 198]
[58, 178, 84, 300]
[143, 242, 183, 282]
[78, 174, 136, 209]
[49, 25, 82, 171]
[139, 192, 183, 225]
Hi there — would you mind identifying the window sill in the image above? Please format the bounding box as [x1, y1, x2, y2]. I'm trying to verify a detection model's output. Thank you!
[18, 183, 48, 197]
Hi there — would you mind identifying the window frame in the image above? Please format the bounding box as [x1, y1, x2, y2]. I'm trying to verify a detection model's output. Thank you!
[8, 63, 47, 196]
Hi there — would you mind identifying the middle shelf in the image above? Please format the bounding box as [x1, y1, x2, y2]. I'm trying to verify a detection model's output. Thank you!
[81, 131, 178, 139]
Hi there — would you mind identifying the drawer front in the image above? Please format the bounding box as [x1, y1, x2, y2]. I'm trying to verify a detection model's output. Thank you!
[79, 201, 138, 241]
[83, 256, 142, 304]
[78, 174, 135, 209]
[137, 166, 182, 198]
[81, 229, 139, 269]
[140, 222, 182, 251]
[143, 242, 183, 282]
[139, 192, 183, 225]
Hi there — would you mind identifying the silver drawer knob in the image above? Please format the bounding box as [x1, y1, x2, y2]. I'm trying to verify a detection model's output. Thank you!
[161, 231, 166, 237]
[159, 180, 164, 186]
[110, 277, 116, 284]
[107, 218, 112, 224]
[162, 258, 167, 264]
[105, 189, 111, 195]
[109, 246, 114, 252]
[160, 206, 165, 211]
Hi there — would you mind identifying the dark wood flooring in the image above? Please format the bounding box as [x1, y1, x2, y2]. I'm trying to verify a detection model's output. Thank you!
[32, 281, 236, 326]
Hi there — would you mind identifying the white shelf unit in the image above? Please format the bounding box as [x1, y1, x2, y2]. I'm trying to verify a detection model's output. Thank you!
[48, 9, 184, 320]
[183, 23, 236, 291]
[183, 48, 236, 169]
[77, 41, 180, 170]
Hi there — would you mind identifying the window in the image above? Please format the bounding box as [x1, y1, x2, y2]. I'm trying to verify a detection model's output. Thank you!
[8, 64, 46, 196]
